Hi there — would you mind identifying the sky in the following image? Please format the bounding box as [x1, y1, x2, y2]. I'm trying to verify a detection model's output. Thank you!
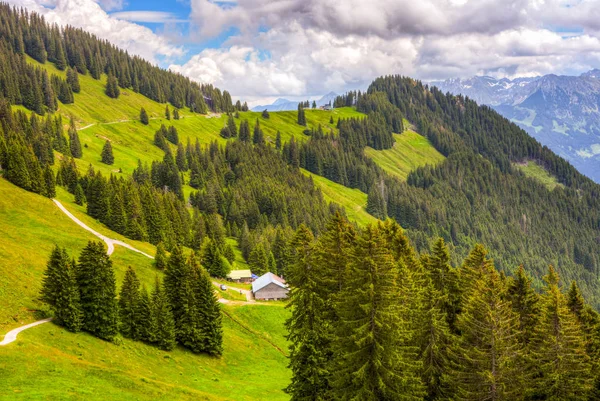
[8, 0, 600, 106]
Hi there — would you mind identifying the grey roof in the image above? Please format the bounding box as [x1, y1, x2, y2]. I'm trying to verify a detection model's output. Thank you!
[252, 272, 288, 293]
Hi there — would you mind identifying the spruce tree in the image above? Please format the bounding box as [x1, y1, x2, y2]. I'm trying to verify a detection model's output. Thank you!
[531, 266, 593, 400]
[165, 105, 171, 120]
[275, 131, 282, 150]
[239, 119, 250, 142]
[262, 109, 270, 119]
[331, 224, 424, 400]
[253, 119, 265, 145]
[105, 73, 120, 98]
[173, 108, 180, 120]
[227, 114, 237, 137]
[68, 123, 82, 159]
[447, 258, 522, 401]
[154, 242, 168, 270]
[40, 247, 82, 331]
[140, 107, 149, 125]
[427, 238, 460, 331]
[43, 166, 56, 198]
[66, 67, 80, 93]
[191, 260, 223, 356]
[136, 285, 156, 343]
[101, 140, 114, 165]
[118, 267, 141, 339]
[76, 241, 119, 341]
[74, 183, 85, 205]
[297, 104, 306, 126]
[152, 277, 176, 351]
[285, 225, 331, 399]
[507, 265, 540, 345]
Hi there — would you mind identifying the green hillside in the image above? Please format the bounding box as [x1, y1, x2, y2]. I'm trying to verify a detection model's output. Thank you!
[0, 176, 290, 400]
[513, 160, 564, 190]
[301, 169, 376, 226]
[364, 129, 445, 181]
[1, 303, 290, 400]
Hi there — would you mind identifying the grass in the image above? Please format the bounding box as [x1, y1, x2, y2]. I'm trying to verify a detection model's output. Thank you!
[0, 177, 291, 400]
[364, 130, 446, 181]
[0, 303, 290, 401]
[302, 169, 377, 226]
[513, 160, 564, 191]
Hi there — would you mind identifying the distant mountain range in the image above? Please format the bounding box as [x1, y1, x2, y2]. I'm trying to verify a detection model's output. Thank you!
[251, 92, 337, 112]
[432, 70, 600, 183]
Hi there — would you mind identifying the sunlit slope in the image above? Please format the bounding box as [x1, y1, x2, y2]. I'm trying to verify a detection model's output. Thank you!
[0, 303, 290, 401]
[0, 179, 156, 332]
[301, 169, 377, 226]
[365, 130, 446, 181]
[513, 160, 564, 191]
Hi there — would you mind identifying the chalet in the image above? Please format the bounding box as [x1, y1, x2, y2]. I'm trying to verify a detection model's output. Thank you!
[226, 269, 253, 283]
[252, 272, 288, 300]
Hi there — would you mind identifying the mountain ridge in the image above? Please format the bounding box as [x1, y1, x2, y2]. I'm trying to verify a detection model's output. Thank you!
[432, 70, 600, 182]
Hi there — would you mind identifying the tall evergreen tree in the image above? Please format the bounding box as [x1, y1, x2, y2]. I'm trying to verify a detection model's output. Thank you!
[76, 241, 119, 341]
[447, 255, 522, 401]
[285, 225, 331, 399]
[68, 124, 82, 158]
[105, 73, 120, 98]
[297, 104, 306, 126]
[154, 242, 168, 270]
[140, 107, 149, 125]
[531, 266, 593, 400]
[152, 277, 176, 351]
[165, 105, 171, 120]
[118, 267, 141, 339]
[101, 140, 114, 165]
[331, 224, 424, 400]
[40, 246, 83, 331]
[191, 258, 223, 356]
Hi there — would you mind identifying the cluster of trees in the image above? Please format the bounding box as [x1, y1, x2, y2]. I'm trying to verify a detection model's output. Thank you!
[286, 213, 600, 400]
[40, 242, 222, 355]
[0, 40, 73, 115]
[0, 3, 232, 113]
[0, 102, 83, 197]
[289, 77, 600, 307]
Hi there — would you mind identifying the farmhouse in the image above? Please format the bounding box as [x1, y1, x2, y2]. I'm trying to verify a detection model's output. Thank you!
[252, 272, 288, 300]
[226, 269, 253, 283]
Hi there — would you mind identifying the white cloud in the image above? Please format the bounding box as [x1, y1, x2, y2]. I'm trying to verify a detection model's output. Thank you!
[110, 11, 186, 23]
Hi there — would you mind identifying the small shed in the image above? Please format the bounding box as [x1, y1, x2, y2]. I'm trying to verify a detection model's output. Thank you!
[252, 272, 288, 300]
[227, 269, 253, 283]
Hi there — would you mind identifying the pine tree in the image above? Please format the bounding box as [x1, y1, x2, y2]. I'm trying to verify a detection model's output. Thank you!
[507, 265, 540, 345]
[275, 131, 282, 150]
[239, 119, 250, 142]
[118, 267, 141, 339]
[297, 104, 306, 126]
[105, 73, 120, 98]
[136, 285, 156, 343]
[173, 108, 180, 120]
[331, 224, 424, 400]
[366, 183, 386, 219]
[531, 266, 593, 400]
[68, 120, 82, 158]
[74, 183, 85, 205]
[253, 119, 265, 145]
[101, 140, 114, 165]
[66, 67, 80, 93]
[285, 225, 331, 399]
[427, 238, 460, 331]
[447, 258, 522, 401]
[43, 166, 56, 198]
[416, 280, 453, 401]
[262, 109, 270, 119]
[165, 105, 171, 120]
[227, 114, 237, 137]
[154, 242, 168, 270]
[76, 241, 119, 341]
[191, 261, 223, 356]
[40, 247, 82, 331]
[140, 107, 149, 125]
[152, 277, 176, 351]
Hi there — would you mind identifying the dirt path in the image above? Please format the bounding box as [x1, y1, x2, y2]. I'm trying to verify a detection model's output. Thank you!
[53, 199, 154, 259]
[0, 318, 53, 346]
[212, 282, 255, 302]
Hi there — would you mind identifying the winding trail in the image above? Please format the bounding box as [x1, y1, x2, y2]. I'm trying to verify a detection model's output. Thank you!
[53, 199, 154, 259]
[0, 318, 53, 346]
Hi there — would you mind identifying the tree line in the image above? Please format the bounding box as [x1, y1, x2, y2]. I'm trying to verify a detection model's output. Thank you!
[41, 241, 223, 355]
[286, 213, 600, 400]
